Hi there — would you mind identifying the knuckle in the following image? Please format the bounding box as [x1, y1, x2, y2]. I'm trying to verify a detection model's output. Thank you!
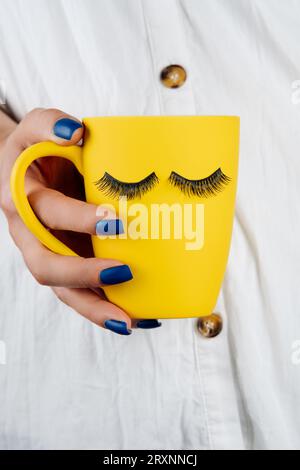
[80, 258, 99, 288]
[32, 269, 48, 286]
[13, 109, 45, 145]
[27, 189, 56, 230]
[47, 107, 64, 115]
[80, 260, 92, 287]
[19, 108, 63, 133]
[28, 107, 45, 117]
[22, 108, 44, 124]
[41, 108, 66, 124]
[53, 287, 67, 303]
[25, 253, 48, 286]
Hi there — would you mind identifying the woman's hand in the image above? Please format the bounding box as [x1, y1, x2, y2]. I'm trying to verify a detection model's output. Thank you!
[0, 108, 161, 335]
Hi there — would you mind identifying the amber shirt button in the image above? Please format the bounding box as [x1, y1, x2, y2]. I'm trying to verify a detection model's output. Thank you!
[197, 314, 223, 338]
[160, 64, 187, 88]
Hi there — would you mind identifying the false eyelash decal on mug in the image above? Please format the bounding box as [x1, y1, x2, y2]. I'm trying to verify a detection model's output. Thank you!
[95, 168, 230, 199]
[94, 171, 159, 200]
[168, 168, 231, 198]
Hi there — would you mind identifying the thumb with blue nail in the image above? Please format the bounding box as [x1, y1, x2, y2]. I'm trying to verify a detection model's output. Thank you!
[0, 107, 162, 335]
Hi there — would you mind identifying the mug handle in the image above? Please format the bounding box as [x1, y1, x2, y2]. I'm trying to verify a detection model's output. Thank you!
[10, 141, 83, 257]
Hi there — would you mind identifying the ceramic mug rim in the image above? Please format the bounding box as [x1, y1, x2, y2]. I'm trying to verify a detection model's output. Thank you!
[83, 115, 240, 124]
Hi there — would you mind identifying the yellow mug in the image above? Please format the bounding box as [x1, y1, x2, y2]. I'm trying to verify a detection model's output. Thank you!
[10, 116, 239, 319]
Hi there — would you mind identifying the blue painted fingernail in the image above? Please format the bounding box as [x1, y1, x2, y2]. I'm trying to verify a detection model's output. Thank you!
[53, 118, 82, 140]
[136, 319, 162, 329]
[100, 265, 133, 285]
[96, 219, 124, 236]
[104, 319, 132, 335]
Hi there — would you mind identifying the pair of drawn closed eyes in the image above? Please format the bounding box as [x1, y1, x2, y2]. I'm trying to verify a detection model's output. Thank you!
[94, 168, 230, 200]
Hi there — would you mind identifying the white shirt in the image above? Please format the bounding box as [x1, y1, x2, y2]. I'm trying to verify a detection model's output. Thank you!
[0, 0, 300, 450]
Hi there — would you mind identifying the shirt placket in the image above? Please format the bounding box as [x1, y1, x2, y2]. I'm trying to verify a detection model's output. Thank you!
[140, 0, 197, 115]
[141, 0, 245, 450]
